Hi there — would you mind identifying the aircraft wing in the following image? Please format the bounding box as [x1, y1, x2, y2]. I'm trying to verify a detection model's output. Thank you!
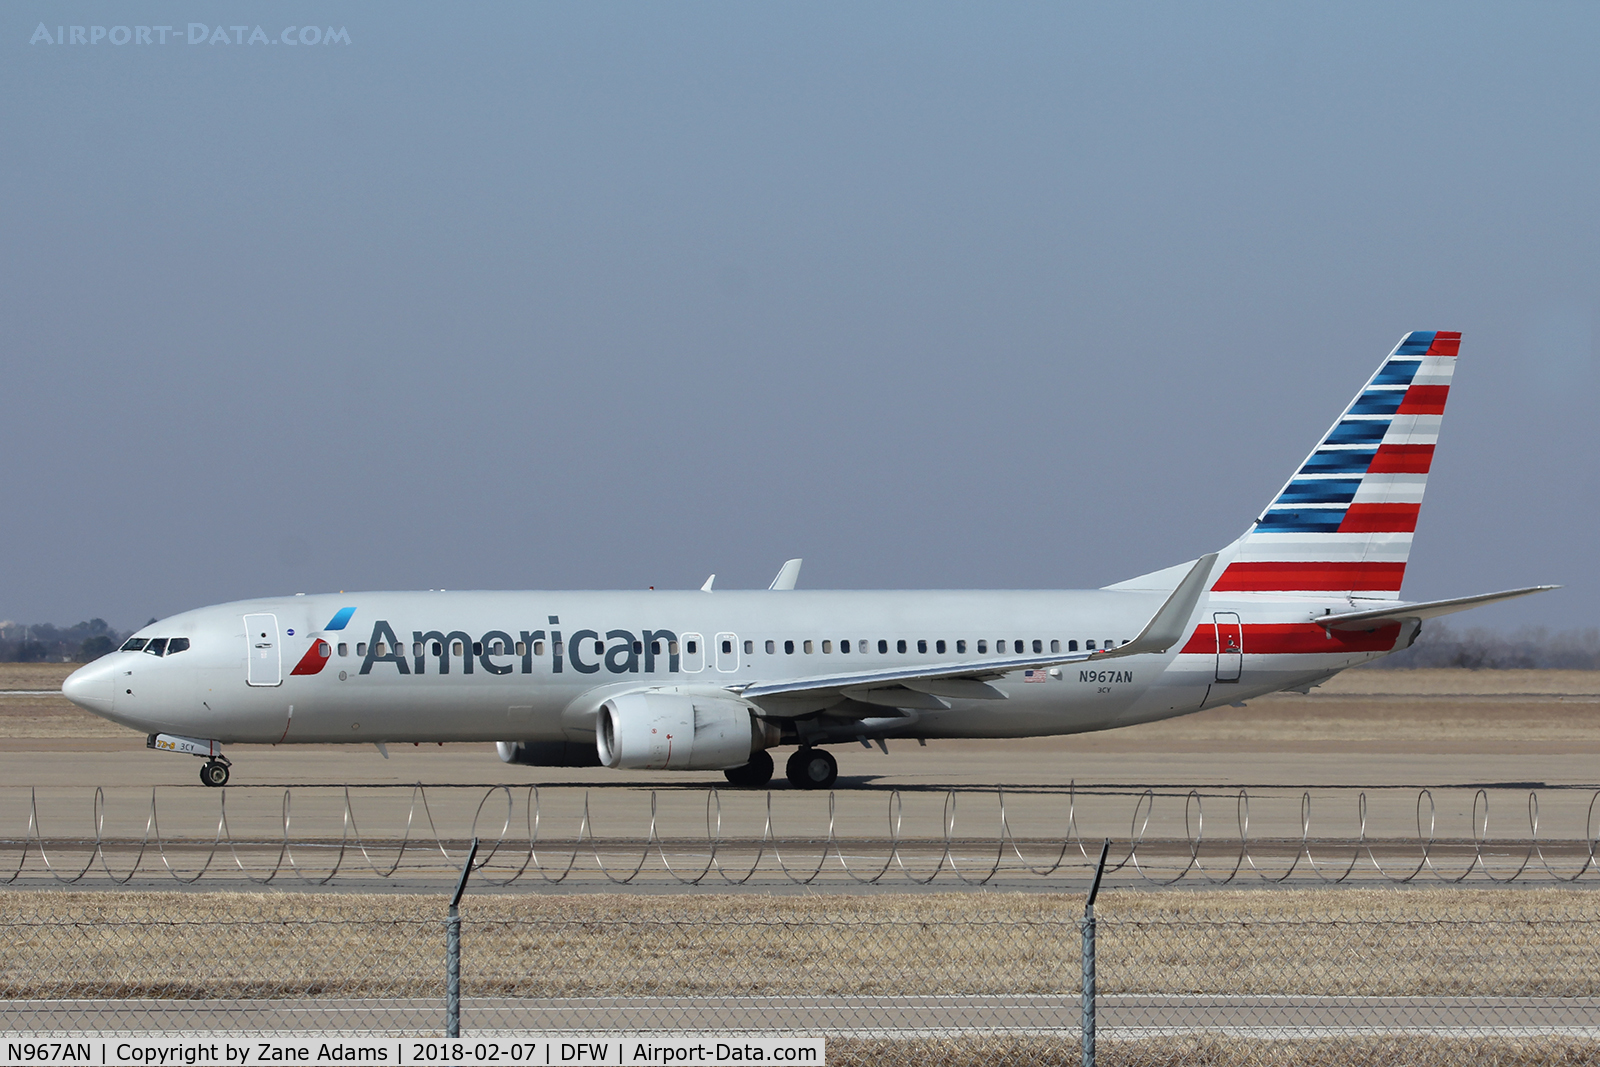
[1316, 585, 1558, 632]
[734, 552, 1217, 708]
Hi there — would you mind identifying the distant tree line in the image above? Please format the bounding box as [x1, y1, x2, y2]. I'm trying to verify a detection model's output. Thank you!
[0, 619, 134, 663]
[1363, 621, 1600, 670]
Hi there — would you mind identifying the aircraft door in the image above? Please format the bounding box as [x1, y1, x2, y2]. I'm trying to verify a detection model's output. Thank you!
[715, 632, 739, 673]
[1213, 612, 1243, 683]
[681, 633, 705, 673]
[244, 613, 282, 687]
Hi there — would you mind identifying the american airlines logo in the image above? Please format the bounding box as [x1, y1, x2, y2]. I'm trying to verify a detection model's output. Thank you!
[29, 23, 350, 47]
[346, 621, 683, 678]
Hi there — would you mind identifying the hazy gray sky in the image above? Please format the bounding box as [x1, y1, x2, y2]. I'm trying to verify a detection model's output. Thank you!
[3, 3, 1595, 631]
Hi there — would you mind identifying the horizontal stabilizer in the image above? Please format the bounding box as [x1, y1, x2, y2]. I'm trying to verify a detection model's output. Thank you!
[1317, 586, 1558, 631]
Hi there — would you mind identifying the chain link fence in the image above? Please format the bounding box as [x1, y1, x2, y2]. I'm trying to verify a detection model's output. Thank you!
[4, 888, 1600, 1065]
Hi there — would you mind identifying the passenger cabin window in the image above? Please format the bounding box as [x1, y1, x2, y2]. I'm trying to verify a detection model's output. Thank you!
[803, 640, 813, 654]
[839, 639, 850, 654]
[516, 642, 527, 656]
[877, 639, 888, 654]
[1086, 640, 1095, 650]
[917, 640, 927, 654]
[1050, 640, 1060, 653]
[121, 637, 148, 652]
[337, 643, 349, 657]
[822, 640, 832, 653]
[633, 641, 643, 654]
[669, 641, 681, 655]
[593, 640, 604, 655]
[765, 640, 775, 654]
[896, 639, 907, 653]
[785, 640, 795, 654]
[534, 641, 546, 656]
[721, 639, 732, 655]
[685, 640, 697, 655]
[935, 640, 945, 654]
[144, 638, 168, 657]
[1033, 639, 1043, 653]
[956, 640, 966, 653]
[652, 641, 662, 655]
[1068, 640, 1078, 651]
[976, 640, 987, 653]
[357, 643, 368, 656]
[744, 640, 753, 654]
[452, 641, 463, 656]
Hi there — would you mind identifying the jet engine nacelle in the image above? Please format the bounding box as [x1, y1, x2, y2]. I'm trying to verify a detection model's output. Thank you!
[596, 690, 768, 770]
[496, 740, 602, 768]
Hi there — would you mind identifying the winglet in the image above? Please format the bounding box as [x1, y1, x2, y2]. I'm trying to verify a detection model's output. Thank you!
[700, 574, 716, 592]
[1096, 552, 1218, 659]
[768, 559, 803, 591]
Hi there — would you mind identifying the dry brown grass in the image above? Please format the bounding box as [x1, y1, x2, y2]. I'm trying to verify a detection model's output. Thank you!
[0, 889, 1594, 1001]
[829, 1035, 1600, 1066]
[0, 662, 79, 689]
[1321, 669, 1600, 697]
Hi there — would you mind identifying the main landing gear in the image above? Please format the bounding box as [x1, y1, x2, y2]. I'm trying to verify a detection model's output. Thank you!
[200, 760, 231, 787]
[723, 750, 774, 788]
[785, 747, 838, 790]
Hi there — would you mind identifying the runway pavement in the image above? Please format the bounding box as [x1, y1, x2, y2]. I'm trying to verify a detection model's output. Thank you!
[3, 666, 1597, 890]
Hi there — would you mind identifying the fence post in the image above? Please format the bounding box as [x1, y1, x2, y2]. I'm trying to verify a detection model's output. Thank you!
[446, 837, 480, 1038]
[1081, 839, 1110, 1067]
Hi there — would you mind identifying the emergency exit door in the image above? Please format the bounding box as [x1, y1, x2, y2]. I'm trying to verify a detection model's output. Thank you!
[244, 613, 282, 686]
[1213, 612, 1243, 682]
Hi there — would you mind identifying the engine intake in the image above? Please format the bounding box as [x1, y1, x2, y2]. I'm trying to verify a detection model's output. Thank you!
[596, 690, 769, 770]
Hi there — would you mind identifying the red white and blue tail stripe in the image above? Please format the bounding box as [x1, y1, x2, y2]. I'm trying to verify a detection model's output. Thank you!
[1215, 331, 1459, 598]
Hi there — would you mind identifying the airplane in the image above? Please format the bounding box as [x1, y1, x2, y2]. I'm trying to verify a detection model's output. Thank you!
[61, 331, 1554, 789]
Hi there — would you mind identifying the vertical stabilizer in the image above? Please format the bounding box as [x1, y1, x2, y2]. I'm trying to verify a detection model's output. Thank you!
[1213, 331, 1459, 599]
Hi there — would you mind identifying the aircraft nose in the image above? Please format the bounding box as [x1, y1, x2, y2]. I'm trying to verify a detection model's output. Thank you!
[62, 658, 117, 716]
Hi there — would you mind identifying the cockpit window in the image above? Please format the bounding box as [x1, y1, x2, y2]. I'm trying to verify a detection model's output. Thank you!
[144, 638, 168, 657]
[167, 638, 190, 655]
[121, 638, 148, 652]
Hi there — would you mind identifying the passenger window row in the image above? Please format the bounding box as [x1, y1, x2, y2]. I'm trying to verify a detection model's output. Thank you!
[736, 637, 1124, 655]
[201, 634, 1127, 662]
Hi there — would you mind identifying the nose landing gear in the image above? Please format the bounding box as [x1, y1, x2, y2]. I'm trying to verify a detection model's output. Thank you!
[148, 733, 233, 787]
[785, 747, 838, 790]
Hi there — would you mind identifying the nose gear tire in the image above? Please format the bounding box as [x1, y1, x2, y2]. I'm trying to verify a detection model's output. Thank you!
[200, 761, 230, 787]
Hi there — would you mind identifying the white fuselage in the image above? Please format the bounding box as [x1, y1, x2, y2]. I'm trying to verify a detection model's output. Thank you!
[63, 585, 1398, 750]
